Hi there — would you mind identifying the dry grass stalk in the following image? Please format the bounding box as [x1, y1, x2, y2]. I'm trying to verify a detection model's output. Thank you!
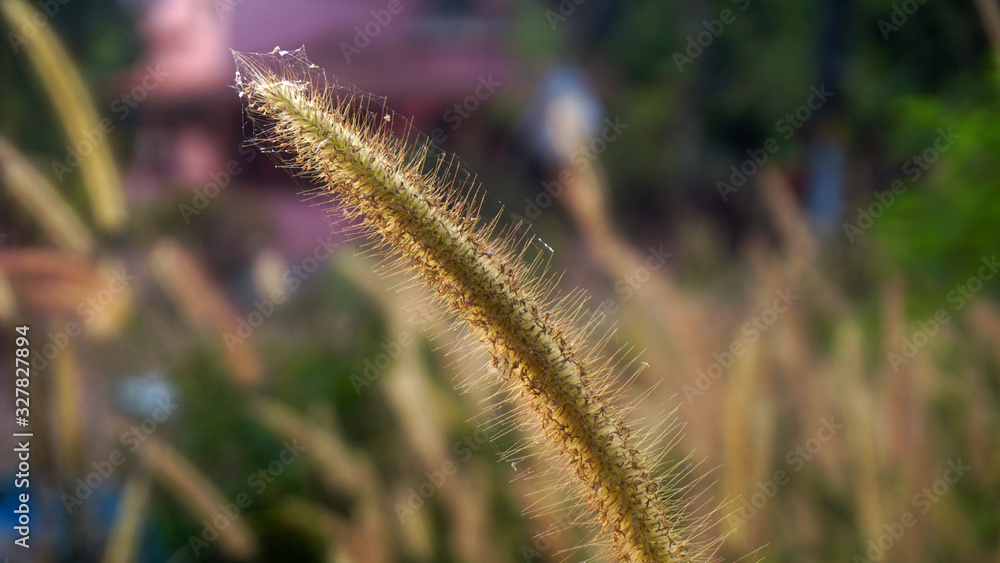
[0, 0, 126, 230]
[234, 48, 710, 561]
[149, 239, 263, 387]
[136, 434, 259, 560]
[101, 474, 152, 563]
[0, 134, 96, 255]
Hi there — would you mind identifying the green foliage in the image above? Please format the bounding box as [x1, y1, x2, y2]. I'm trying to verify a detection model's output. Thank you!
[877, 86, 1000, 298]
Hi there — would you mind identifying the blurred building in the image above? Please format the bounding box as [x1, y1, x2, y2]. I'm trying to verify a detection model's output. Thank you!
[125, 0, 519, 259]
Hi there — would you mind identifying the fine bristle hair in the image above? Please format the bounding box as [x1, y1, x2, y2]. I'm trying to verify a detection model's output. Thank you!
[233, 46, 715, 562]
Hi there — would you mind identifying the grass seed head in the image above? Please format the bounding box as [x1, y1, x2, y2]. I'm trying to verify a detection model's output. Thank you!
[234, 47, 716, 562]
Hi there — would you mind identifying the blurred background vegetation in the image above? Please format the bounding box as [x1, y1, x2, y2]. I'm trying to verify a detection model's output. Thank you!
[1, 0, 999, 561]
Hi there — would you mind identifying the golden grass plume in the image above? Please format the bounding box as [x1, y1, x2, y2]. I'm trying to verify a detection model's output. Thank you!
[233, 47, 716, 562]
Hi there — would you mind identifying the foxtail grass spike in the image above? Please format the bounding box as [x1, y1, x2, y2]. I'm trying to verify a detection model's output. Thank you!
[234, 47, 710, 562]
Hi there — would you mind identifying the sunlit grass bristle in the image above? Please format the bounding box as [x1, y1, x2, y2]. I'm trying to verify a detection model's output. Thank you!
[234, 47, 717, 561]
